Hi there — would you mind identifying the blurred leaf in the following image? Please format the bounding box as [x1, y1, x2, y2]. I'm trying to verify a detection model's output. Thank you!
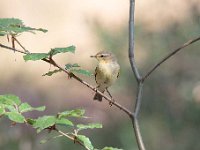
[102, 147, 123, 150]
[56, 118, 74, 127]
[77, 135, 93, 150]
[77, 123, 102, 131]
[23, 53, 49, 61]
[33, 116, 56, 133]
[26, 118, 36, 125]
[40, 135, 63, 144]
[19, 102, 45, 113]
[40, 139, 48, 144]
[70, 69, 92, 76]
[65, 63, 80, 70]
[0, 94, 21, 106]
[42, 69, 62, 76]
[0, 105, 5, 115]
[58, 109, 85, 118]
[0, 18, 47, 35]
[4, 105, 17, 112]
[49, 45, 75, 56]
[6, 112, 25, 123]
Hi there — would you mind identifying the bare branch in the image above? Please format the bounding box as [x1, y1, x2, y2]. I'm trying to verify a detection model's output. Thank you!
[129, 0, 141, 82]
[142, 36, 200, 81]
[134, 82, 143, 117]
[132, 117, 146, 150]
[0, 43, 133, 118]
[128, 0, 146, 150]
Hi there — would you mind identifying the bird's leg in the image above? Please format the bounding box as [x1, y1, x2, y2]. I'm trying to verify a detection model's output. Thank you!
[106, 89, 115, 106]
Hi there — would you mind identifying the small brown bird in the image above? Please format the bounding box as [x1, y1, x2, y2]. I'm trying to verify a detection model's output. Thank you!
[91, 51, 120, 101]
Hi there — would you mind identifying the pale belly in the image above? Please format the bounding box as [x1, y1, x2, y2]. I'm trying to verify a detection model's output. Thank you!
[95, 62, 119, 89]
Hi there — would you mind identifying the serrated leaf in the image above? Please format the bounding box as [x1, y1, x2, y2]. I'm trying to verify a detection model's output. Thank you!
[6, 112, 25, 123]
[58, 109, 85, 118]
[77, 123, 102, 131]
[0, 18, 47, 35]
[0, 94, 21, 106]
[49, 45, 75, 56]
[102, 147, 123, 150]
[65, 63, 80, 70]
[0, 18, 23, 28]
[70, 69, 92, 76]
[19, 102, 45, 113]
[42, 69, 62, 76]
[77, 135, 93, 150]
[55, 118, 73, 126]
[33, 116, 56, 132]
[23, 53, 49, 61]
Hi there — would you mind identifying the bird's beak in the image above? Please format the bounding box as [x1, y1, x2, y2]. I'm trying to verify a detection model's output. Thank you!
[90, 55, 96, 58]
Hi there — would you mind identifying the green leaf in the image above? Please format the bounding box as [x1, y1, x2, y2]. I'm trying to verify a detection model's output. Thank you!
[55, 118, 73, 126]
[40, 139, 48, 144]
[33, 116, 56, 132]
[58, 109, 85, 118]
[0, 105, 5, 115]
[26, 118, 36, 125]
[19, 102, 45, 113]
[42, 69, 62, 76]
[77, 135, 93, 150]
[77, 123, 102, 131]
[6, 112, 25, 123]
[23, 53, 49, 61]
[0, 94, 21, 106]
[0, 18, 47, 35]
[70, 69, 92, 76]
[65, 63, 80, 70]
[4, 105, 17, 112]
[49, 45, 75, 56]
[102, 147, 123, 150]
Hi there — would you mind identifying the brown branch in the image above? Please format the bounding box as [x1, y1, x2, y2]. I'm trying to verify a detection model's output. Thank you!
[0, 43, 133, 118]
[142, 36, 200, 81]
[57, 129, 90, 150]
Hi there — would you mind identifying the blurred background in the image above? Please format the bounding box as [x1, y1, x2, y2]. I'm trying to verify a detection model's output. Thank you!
[0, 0, 200, 150]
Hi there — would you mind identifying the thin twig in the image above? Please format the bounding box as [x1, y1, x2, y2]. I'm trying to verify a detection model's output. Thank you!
[142, 36, 200, 81]
[12, 36, 30, 53]
[0, 43, 133, 118]
[129, 0, 141, 83]
[57, 129, 90, 150]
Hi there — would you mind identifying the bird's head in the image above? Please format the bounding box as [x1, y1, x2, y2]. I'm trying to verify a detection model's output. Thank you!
[90, 51, 116, 62]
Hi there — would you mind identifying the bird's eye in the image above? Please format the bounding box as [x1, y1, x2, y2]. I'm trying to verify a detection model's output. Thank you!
[100, 55, 104, 57]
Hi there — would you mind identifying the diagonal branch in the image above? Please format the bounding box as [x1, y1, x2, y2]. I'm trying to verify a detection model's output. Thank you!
[0, 43, 133, 118]
[142, 36, 200, 81]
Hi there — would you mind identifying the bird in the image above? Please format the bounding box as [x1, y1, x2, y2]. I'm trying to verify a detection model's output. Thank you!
[90, 51, 120, 101]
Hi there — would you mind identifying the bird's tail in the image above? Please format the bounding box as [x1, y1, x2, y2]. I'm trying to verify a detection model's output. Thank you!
[93, 87, 105, 101]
